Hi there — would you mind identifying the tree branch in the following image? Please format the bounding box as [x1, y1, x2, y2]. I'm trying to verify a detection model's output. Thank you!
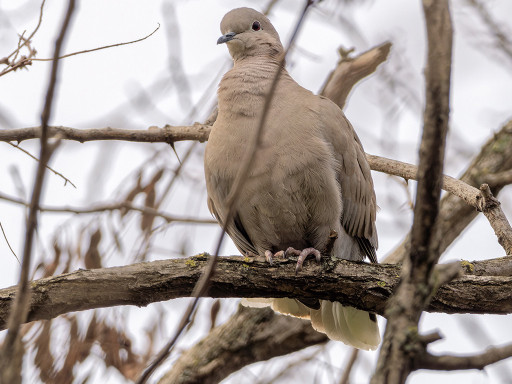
[157, 306, 328, 384]
[0, 255, 511, 332]
[320, 42, 392, 109]
[373, 1, 453, 382]
[0, 1, 76, 383]
[0, 192, 216, 225]
[366, 154, 479, 207]
[0, 42, 392, 146]
[0, 124, 211, 144]
[418, 344, 512, 371]
[477, 184, 512, 255]
[386, 119, 512, 263]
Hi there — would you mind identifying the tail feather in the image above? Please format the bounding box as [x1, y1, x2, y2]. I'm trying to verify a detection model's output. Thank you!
[240, 298, 274, 308]
[271, 298, 311, 318]
[311, 301, 380, 350]
[241, 298, 310, 318]
[241, 298, 380, 350]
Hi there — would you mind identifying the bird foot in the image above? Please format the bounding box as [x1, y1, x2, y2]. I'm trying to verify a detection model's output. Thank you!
[283, 247, 322, 273]
[265, 247, 321, 271]
[264, 250, 286, 265]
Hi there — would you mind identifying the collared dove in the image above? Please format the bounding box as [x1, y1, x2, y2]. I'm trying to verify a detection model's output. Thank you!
[204, 7, 380, 350]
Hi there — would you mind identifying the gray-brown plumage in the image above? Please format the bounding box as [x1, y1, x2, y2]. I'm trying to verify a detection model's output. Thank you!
[204, 7, 380, 350]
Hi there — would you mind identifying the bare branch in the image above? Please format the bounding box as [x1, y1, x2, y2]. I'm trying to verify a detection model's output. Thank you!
[367, 154, 479, 207]
[485, 169, 512, 187]
[385, 119, 512, 263]
[465, 0, 512, 64]
[339, 349, 359, 384]
[0, 0, 45, 77]
[320, 42, 392, 109]
[158, 306, 327, 384]
[0, 124, 212, 144]
[31, 24, 160, 62]
[0, 255, 511, 332]
[0, 1, 76, 382]
[6, 142, 76, 188]
[373, 1, 453, 382]
[418, 343, 512, 371]
[2, 127, 499, 214]
[0, 192, 216, 225]
[477, 184, 512, 255]
[0, 222, 20, 264]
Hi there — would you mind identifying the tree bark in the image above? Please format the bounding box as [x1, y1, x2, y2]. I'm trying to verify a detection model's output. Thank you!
[1, 255, 511, 331]
[373, 1, 453, 382]
[158, 306, 328, 384]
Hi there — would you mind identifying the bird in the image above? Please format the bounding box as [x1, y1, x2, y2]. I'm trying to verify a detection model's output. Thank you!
[204, 7, 380, 350]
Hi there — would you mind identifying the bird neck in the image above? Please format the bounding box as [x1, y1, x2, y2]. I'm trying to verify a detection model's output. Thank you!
[217, 57, 290, 118]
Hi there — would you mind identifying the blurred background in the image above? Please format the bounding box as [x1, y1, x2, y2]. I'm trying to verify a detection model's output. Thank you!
[0, 0, 511, 382]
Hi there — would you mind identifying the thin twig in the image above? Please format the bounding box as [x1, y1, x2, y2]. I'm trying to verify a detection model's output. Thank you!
[373, 1, 453, 382]
[0, 1, 76, 382]
[4, 0, 45, 62]
[465, 0, 512, 63]
[477, 184, 512, 255]
[2, 126, 504, 212]
[31, 24, 160, 62]
[0, 192, 216, 224]
[366, 154, 480, 207]
[0, 0, 46, 77]
[485, 169, 512, 189]
[135, 2, 318, 382]
[6, 142, 76, 188]
[339, 349, 359, 384]
[0, 222, 20, 264]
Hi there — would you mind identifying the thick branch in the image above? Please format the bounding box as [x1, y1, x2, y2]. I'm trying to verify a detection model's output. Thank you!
[477, 184, 512, 255]
[1, 255, 511, 331]
[0, 2, 76, 383]
[157, 306, 328, 384]
[0, 124, 211, 144]
[320, 42, 392, 109]
[373, 1, 453, 383]
[418, 343, 512, 371]
[386, 119, 512, 263]
[367, 154, 479, 207]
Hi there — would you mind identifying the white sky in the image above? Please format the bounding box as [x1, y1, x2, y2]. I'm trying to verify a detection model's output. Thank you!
[1, 0, 512, 383]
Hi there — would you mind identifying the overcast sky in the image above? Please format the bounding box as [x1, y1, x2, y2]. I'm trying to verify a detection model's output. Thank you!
[1, 0, 511, 383]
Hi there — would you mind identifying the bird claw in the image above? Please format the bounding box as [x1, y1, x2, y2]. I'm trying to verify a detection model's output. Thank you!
[294, 247, 322, 274]
[264, 250, 286, 265]
[265, 250, 274, 265]
[265, 247, 321, 272]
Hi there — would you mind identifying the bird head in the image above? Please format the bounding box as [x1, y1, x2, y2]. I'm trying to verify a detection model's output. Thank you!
[217, 8, 284, 62]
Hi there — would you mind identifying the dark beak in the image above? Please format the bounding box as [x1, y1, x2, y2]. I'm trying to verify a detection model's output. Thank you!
[217, 32, 236, 44]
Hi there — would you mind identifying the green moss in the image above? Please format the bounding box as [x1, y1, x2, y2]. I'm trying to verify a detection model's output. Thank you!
[491, 135, 512, 153]
[460, 260, 475, 273]
[377, 281, 387, 287]
[185, 259, 198, 268]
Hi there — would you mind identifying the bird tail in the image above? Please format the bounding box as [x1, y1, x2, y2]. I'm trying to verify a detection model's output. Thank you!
[241, 298, 380, 350]
[310, 301, 380, 350]
[240, 298, 310, 318]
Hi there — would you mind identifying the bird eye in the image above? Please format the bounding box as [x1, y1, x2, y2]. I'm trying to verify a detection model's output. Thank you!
[252, 21, 261, 31]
